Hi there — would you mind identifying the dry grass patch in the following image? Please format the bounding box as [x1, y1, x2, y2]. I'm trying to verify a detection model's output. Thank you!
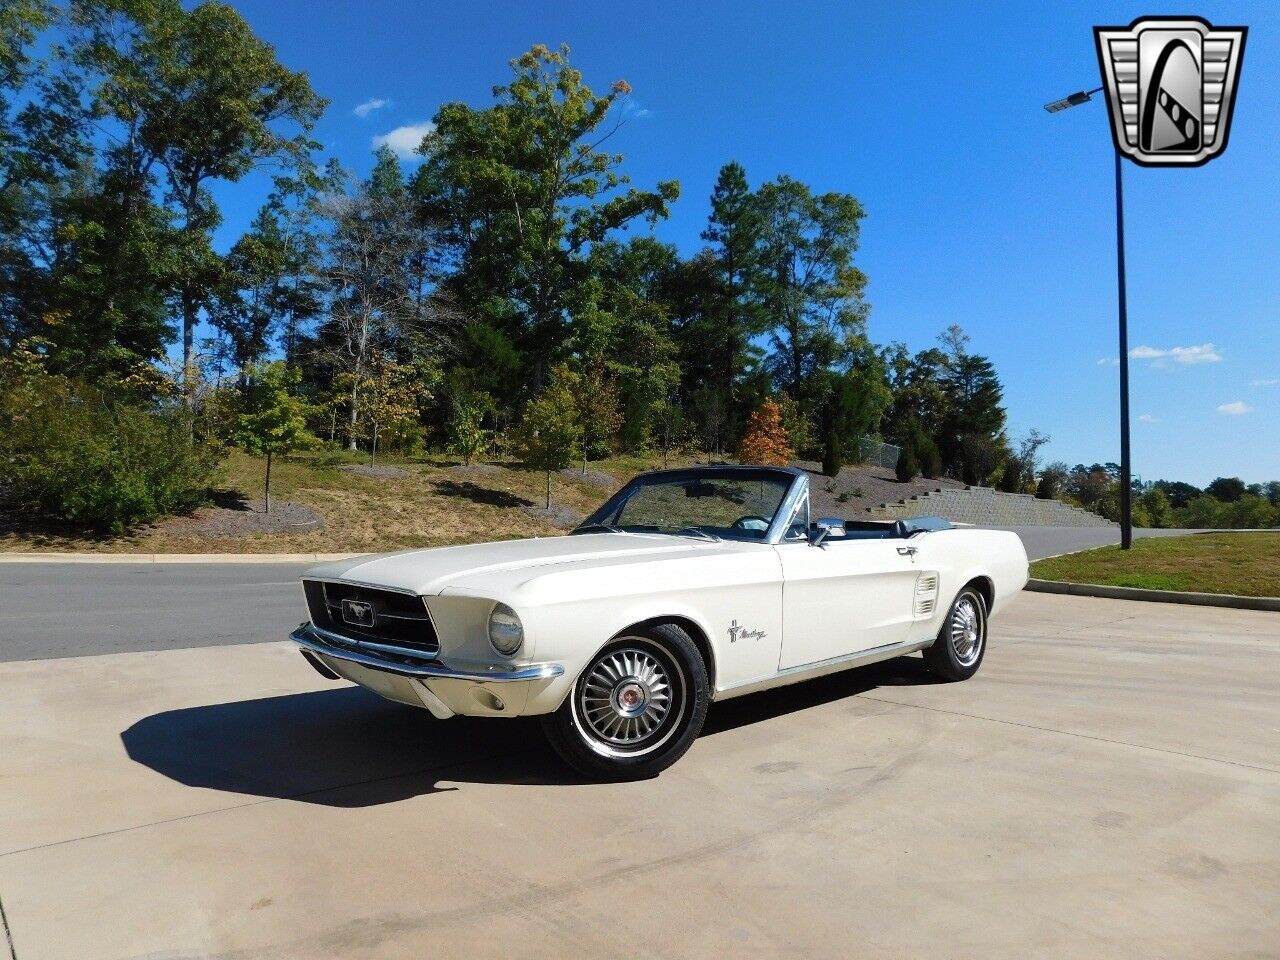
[0, 448, 689, 554]
[1032, 532, 1280, 598]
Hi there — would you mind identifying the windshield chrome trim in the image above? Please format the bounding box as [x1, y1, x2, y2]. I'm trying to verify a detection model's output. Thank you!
[764, 474, 810, 545]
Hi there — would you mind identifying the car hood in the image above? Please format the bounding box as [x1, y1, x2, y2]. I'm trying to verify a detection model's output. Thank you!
[304, 532, 736, 597]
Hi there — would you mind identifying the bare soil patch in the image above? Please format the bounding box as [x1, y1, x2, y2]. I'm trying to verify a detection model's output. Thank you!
[560, 467, 617, 490]
[341, 464, 412, 479]
[523, 502, 582, 529]
[448, 462, 504, 478]
[160, 496, 324, 536]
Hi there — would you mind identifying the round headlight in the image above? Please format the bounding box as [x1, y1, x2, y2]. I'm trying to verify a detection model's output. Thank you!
[488, 603, 524, 656]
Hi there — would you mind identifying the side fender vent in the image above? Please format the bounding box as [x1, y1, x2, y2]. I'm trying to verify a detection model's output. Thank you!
[914, 572, 940, 619]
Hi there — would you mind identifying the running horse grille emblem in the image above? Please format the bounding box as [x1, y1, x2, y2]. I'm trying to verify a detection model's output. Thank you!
[1094, 17, 1247, 167]
[341, 599, 376, 628]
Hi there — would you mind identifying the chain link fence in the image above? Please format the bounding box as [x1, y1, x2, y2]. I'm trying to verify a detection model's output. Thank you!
[854, 437, 901, 470]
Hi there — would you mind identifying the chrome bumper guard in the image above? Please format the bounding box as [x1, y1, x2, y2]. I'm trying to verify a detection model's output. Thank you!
[290, 622, 565, 683]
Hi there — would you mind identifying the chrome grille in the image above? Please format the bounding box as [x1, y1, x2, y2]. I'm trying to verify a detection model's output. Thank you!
[302, 580, 440, 655]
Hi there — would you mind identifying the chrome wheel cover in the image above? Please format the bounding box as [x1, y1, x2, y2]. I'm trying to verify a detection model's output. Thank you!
[573, 642, 686, 758]
[950, 594, 984, 667]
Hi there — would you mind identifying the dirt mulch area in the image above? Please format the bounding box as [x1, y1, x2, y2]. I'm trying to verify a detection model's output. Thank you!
[560, 467, 618, 490]
[341, 464, 412, 479]
[448, 462, 504, 478]
[522, 502, 582, 530]
[160, 497, 325, 536]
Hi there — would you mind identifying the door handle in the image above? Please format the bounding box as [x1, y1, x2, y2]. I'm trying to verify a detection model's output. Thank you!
[897, 546, 918, 557]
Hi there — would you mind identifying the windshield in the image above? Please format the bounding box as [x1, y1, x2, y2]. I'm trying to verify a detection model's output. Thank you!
[584, 471, 795, 541]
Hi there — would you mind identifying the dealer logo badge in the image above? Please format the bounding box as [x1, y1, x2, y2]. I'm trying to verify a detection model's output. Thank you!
[1094, 17, 1247, 167]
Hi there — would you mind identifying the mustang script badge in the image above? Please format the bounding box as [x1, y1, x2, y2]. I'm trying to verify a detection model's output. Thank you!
[1094, 16, 1246, 167]
[727, 619, 766, 643]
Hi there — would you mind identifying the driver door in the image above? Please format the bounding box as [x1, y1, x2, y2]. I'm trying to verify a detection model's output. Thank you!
[775, 534, 919, 670]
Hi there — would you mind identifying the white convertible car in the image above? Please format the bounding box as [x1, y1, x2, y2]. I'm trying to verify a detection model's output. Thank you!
[291, 465, 1028, 779]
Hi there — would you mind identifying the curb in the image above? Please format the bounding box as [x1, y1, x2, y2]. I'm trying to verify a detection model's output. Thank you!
[1026, 578, 1280, 613]
[0, 552, 367, 564]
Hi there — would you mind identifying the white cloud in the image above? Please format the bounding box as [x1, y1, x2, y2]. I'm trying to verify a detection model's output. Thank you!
[1252, 378, 1280, 386]
[1216, 401, 1253, 416]
[354, 98, 390, 118]
[372, 121, 435, 160]
[1138, 413, 1159, 422]
[1129, 343, 1222, 364]
[1096, 357, 1119, 366]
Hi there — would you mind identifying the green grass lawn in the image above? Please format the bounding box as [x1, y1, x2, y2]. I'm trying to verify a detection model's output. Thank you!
[1032, 532, 1280, 598]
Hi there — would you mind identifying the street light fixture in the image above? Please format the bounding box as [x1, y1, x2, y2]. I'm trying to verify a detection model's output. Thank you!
[1045, 85, 1133, 549]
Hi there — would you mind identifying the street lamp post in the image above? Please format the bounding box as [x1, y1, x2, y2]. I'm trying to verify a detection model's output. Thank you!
[1045, 86, 1133, 549]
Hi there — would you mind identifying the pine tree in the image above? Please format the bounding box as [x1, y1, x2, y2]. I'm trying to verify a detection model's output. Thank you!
[700, 161, 763, 422]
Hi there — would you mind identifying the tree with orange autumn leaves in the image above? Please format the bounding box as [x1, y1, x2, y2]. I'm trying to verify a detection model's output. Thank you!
[736, 399, 793, 466]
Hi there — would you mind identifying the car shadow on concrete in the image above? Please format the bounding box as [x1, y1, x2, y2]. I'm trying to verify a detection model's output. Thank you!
[121, 656, 938, 806]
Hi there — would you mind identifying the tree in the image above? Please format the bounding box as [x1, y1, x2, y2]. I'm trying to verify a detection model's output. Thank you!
[1036, 461, 1069, 500]
[419, 43, 679, 387]
[232, 361, 317, 513]
[578, 237, 682, 453]
[1206, 476, 1246, 503]
[754, 176, 868, 402]
[513, 365, 583, 508]
[446, 390, 493, 466]
[345, 352, 429, 464]
[698, 161, 764, 422]
[1138, 488, 1174, 528]
[737, 399, 792, 466]
[999, 429, 1049, 494]
[935, 325, 1006, 475]
[1151, 479, 1202, 509]
[209, 205, 292, 378]
[814, 343, 892, 477]
[896, 442, 919, 483]
[313, 154, 455, 448]
[959, 433, 1001, 486]
[69, 0, 325, 384]
[570, 365, 622, 470]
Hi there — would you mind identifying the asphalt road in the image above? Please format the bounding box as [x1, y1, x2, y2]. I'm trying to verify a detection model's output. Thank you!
[0, 527, 1213, 662]
[1, 591, 1276, 959]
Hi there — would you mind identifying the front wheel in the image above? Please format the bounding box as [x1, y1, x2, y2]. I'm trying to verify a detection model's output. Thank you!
[922, 586, 987, 681]
[541, 623, 709, 781]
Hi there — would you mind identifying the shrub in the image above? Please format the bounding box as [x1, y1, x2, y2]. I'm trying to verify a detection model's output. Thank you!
[919, 439, 942, 480]
[895, 443, 919, 482]
[0, 363, 222, 534]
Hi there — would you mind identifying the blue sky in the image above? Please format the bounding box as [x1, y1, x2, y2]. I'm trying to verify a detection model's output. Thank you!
[211, 1, 1278, 486]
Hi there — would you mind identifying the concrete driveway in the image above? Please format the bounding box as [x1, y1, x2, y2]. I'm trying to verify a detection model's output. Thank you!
[1, 591, 1277, 959]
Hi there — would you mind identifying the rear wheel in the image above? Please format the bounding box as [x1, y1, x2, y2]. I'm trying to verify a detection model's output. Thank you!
[541, 623, 709, 781]
[922, 586, 987, 681]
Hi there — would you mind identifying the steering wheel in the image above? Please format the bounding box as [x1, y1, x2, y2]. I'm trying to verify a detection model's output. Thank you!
[731, 514, 771, 532]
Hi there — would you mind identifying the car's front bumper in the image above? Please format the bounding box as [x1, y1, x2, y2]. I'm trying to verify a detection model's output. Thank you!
[289, 622, 565, 719]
